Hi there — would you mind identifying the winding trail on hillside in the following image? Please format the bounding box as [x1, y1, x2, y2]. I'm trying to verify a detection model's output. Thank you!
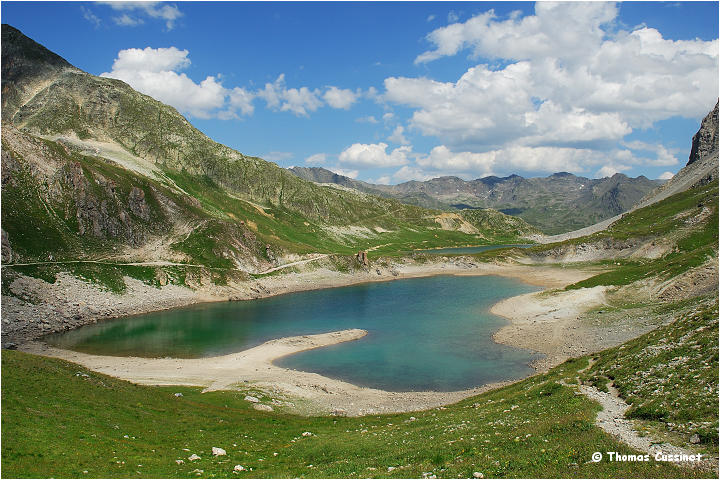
[577, 383, 716, 471]
[5, 254, 332, 275]
[255, 254, 330, 274]
[562, 360, 718, 472]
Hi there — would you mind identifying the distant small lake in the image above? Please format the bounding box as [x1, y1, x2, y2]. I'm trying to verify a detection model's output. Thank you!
[46, 275, 541, 391]
[418, 245, 534, 255]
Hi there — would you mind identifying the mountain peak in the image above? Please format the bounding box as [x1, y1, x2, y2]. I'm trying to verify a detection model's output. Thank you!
[1, 24, 76, 80]
[2, 24, 81, 121]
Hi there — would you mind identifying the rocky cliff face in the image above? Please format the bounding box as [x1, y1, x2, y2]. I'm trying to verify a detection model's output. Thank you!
[0, 126, 173, 259]
[688, 101, 719, 166]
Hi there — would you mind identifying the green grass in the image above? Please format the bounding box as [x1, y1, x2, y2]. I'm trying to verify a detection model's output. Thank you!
[3, 349, 708, 479]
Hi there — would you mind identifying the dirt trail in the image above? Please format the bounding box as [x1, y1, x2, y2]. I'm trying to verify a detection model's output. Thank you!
[6, 255, 331, 275]
[257, 254, 330, 274]
[577, 383, 716, 471]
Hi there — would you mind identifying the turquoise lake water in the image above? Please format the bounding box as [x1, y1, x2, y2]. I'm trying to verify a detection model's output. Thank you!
[418, 245, 533, 255]
[46, 275, 541, 391]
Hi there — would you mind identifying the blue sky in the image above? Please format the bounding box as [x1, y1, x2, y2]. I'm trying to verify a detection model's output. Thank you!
[2, 1, 718, 183]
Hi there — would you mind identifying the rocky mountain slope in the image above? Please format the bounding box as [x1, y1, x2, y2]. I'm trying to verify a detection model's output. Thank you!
[290, 167, 662, 234]
[0, 24, 538, 276]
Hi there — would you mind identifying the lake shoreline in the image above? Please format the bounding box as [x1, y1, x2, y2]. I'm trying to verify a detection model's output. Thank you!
[14, 259, 608, 416]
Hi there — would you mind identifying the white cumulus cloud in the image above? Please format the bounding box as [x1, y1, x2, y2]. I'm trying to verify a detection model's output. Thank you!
[381, 1, 718, 179]
[102, 47, 254, 120]
[387, 125, 410, 145]
[325, 166, 359, 179]
[257, 74, 323, 116]
[356, 115, 378, 124]
[392, 165, 438, 183]
[100, 1, 184, 30]
[323, 87, 359, 109]
[339, 142, 411, 168]
[413, 144, 655, 179]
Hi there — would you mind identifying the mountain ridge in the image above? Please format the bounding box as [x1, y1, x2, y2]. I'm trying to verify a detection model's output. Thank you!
[289, 166, 663, 234]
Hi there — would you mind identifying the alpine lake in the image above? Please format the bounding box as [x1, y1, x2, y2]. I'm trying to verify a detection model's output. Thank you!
[46, 274, 542, 392]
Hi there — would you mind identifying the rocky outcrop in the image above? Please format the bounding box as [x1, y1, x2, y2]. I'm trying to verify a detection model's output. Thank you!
[128, 186, 150, 221]
[356, 251, 369, 267]
[688, 101, 718, 166]
[1, 229, 13, 263]
[57, 162, 147, 245]
[265, 244, 277, 265]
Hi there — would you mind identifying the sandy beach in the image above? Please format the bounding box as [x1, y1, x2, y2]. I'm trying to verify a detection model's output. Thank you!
[17, 261, 619, 416]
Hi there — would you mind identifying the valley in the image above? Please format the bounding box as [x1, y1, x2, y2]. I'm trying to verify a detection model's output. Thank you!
[1, 20, 718, 480]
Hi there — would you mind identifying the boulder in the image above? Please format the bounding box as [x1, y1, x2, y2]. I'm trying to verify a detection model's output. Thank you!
[212, 447, 226, 456]
[244, 395, 260, 403]
[253, 404, 273, 412]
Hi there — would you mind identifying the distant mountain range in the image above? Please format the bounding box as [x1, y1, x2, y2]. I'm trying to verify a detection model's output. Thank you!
[289, 168, 664, 235]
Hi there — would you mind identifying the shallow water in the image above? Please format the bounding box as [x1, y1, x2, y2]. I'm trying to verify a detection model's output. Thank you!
[46, 275, 541, 391]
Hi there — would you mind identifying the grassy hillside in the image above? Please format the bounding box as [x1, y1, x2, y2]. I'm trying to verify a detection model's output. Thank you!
[582, 298, 718, 447]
